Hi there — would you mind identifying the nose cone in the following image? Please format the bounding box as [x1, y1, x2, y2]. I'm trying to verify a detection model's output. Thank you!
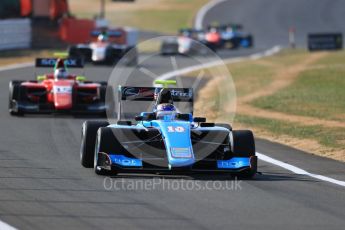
[92, 45, 106, 61]
[157, 121, 195, 167]
[53, 81, 73, 110]
[54, 93, 72, 109]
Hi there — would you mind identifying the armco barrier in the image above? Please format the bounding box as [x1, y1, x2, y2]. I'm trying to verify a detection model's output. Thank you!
[0, 19, 31, 50]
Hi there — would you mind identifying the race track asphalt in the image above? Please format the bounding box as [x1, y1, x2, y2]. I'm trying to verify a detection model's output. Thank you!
[0, 0, 344, 229]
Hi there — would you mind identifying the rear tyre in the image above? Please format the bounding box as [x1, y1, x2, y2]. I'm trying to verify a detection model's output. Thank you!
[94, 127, 117, 175]
[69, 46, 92, 62]
[80, 121, 109, 168]
[68, 46, 80, 58]
[100, 84, 115, 117]
[232, 130, 256, 178]
[124, 47, 138, 66]
[105, 47, 119, 66]
[9, 81, 24, 116]
[246, 35, 254, 48]
[230, 38, 241, 49]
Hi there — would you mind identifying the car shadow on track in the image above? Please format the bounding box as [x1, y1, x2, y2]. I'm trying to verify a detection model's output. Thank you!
[253, 172, 315, 182]
[106, 172, 315, 182]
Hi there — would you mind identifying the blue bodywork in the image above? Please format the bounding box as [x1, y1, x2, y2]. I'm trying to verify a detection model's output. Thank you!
[109, 154, 143, 167]
[148, 120, 195, 168]
[217, 157, 250, 169]
[220, 31, 252, 48]
[107, 113, 251, 170]
[97, 82, 257, 173]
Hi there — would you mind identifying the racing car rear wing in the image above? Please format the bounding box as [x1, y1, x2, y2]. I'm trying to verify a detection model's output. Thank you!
[207, 24, 243, 30]
[35, 58, 84, 68]
[117, 86, 194, 120]
[91, 30, 123, 38]
[119, 86, 193, 102]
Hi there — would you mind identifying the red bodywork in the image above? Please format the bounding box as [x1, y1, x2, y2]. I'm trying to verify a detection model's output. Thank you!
[21, 74, 100, 110]
[205, 31, 221, 44]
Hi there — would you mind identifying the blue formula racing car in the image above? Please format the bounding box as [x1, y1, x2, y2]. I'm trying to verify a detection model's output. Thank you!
[80, 80, 257, 178]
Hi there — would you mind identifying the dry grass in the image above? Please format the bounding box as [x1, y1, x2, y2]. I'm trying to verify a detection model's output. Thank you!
[69, 0, 209, 34]
[0, 49, 55, 67]
[190, 49, 345, 162]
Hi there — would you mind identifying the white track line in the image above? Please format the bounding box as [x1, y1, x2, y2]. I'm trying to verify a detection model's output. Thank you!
[257, 152, 345, 187]
[158, 0, 345, 189]
[195, 0, 228, 29]
[156, 46, 281, 82]
[0, 221, 17, 230]
[157, 47, 345, 188]
[156, 46, 345, 188]
[0, 8, 341, 230]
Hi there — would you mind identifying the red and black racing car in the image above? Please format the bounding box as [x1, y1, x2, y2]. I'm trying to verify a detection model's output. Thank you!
[8, 56, 113, 116]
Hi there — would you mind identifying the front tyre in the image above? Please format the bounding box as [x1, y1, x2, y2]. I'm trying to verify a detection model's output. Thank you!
[94, 127, 117, 175]
[9, 81, 24, 116]
[80, 121, 109, 168]
[232, 130, 257, 178]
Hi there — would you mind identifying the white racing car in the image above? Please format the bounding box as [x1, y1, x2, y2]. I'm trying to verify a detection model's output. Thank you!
[68, 28, 138, 66]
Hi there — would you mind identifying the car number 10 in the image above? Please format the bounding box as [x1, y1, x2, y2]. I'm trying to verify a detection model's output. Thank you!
[167, 126, 185, 132]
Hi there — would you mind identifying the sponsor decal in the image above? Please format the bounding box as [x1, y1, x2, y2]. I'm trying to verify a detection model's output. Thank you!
[64, 59, 78, 66]
[171, 147, 192, 158]
[123, 87, 139, 97]
[109, 154, 142, 167]
[40, 58, 56, 66]
[53, 86, 72, 94]
[120, 87, 192, 102]
[38, 58, 80, 67]
[170, 89, 193, 99]
[217, 157, 250, 169]
[122, 87, 155, 99]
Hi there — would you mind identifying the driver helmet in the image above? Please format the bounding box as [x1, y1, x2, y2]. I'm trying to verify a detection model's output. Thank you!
[155, 103, 177, 119]
[98, 34, 109, 42]
[54, 68, 68, 79]
[209, 28, 217, 33]
[226, 26, 233, 32]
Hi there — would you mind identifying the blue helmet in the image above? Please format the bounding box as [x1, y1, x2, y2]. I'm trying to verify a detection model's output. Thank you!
[155, 103, 176, 120]
[156, 103, 176, 112]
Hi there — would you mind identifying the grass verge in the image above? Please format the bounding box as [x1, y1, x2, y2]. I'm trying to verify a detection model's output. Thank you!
[0, 49, 55, 67]
[69, 0, 209, 34]
[234, 115, 345, 161]
[252, 62, 345, 123]
[191, 49, 345, 162]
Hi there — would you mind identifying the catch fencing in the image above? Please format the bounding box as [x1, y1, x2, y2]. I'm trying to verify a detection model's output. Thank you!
[0, 18, 31, 50]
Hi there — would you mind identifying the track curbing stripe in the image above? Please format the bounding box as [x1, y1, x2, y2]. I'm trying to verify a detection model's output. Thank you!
[257, 152, 345, 187]
[195, 0, 228, 29]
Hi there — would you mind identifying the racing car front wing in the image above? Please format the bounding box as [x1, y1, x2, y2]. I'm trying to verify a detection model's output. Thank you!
[97, 151, 257, 174]
[13, 101, 109, 115]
